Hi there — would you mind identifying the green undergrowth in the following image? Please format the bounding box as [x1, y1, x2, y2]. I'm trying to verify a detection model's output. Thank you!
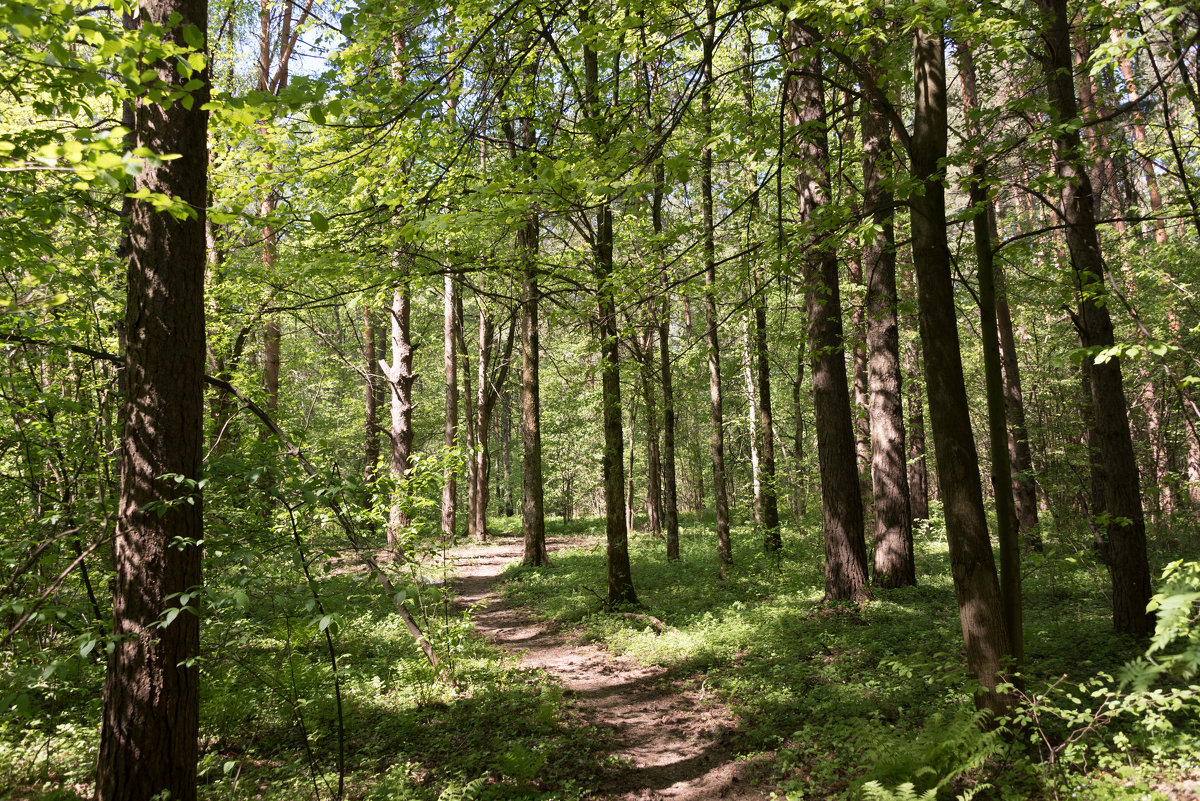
[1, 538, 609, 801]
[501, 510, 1200, 800]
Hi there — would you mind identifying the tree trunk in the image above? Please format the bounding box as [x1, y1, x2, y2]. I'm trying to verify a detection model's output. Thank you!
[582, 9, 636, 606]
[655, 160, 681, 560]
[1110, 30, 1167, 243]
[1034, 0, 1151, 635]
[905, 337, 929, 522]
[469, 308, 494, 540]
[364, 307, 380, 484]
[742, 314, 763, 528]
[911, 21, 1012, 713]
[702, 0, 732, 572]
[847, 255, 872, 500]
[792, 337, 807, 517]
[501, 388, 513, 517]
[755, 294, 781, 549]
[442, 273, 458, 539]
[861, 45, 914, 588]
[640, 329, 664, 537]
[784, 18, 868, 602]
[97, 0, 206, 796]
[385, 276, 415, 552]
[960, 42, 1023, 662]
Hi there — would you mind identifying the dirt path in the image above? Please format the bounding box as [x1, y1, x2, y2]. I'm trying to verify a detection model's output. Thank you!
[450, 533, 771, 801]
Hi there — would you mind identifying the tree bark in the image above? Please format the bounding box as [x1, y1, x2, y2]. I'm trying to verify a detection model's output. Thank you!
[904, 337, 929, 522]
[639, 329, 664, 537]
[384, 276, 415, 551]
[861, 45, 914, 589]
[582, 8, 636, 605]
[97, 1, 207, 796]
[655, 161, 681, 560]
[784, 18, 868, 602]
[702, 0, 732, 572]
[1033, 0, 1151, 635]
[911, 21, 1012, 713]
[442, 273, 458, 539]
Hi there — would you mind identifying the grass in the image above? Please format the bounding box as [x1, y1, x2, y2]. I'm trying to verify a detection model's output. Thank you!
[2, 504, 1197, 801]
[501, 507, 1200, 800]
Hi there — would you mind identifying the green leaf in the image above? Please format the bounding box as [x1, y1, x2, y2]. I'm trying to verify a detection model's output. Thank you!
[310, 211, 329, 232]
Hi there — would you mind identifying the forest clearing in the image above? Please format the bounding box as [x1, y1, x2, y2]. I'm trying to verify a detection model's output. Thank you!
[3, 0, 1200, 798]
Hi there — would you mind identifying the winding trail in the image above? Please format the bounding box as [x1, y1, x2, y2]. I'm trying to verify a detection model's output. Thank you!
[450, 533, 771, 801]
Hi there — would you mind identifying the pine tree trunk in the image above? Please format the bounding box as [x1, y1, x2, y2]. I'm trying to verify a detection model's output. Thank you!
[785, 18, 868, 602]
[97, 0, 206, 795]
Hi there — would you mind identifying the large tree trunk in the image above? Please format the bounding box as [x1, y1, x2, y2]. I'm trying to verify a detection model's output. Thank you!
[1033, 0, 1151, 635]
[97, 1, 207, 796]
[861, 39, 914, 589]
[702, 0, 732, 571]
[960, 42, 1023, 663]
[911, 21, 1011, 714]
[784, 18, 868, 602]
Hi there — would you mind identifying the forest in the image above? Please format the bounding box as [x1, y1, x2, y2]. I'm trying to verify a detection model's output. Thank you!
[3, 0, 1200, 798]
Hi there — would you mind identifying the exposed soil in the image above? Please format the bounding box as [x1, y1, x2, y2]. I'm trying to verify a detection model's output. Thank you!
[450, 532, 774, 801]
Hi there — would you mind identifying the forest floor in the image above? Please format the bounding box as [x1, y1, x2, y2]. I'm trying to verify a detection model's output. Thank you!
[449, 532, 773, 801]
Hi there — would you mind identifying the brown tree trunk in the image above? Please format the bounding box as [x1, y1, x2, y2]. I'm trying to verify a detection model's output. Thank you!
[861, 46, 914, 588]
[755, 295, 781, 549]
[654, 157, 681, 560]
[960, 42, 1023, 662]
[911, 21, 1012, 713]
[1034, 0, 1152, 635]
[582, 9, 636, 605]
[97, 0, 206, 796]
[784, 18, 868, 602]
